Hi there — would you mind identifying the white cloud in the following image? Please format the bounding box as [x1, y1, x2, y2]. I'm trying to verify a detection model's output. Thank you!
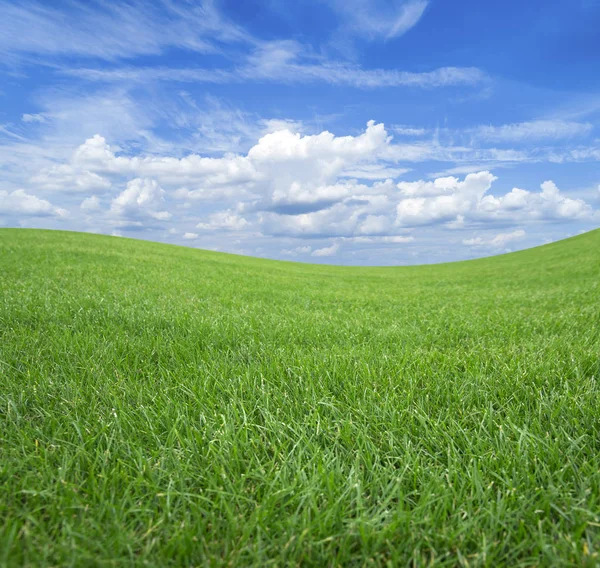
[80, 195, 101, 211]
[248, 121, 391, 211]
[396, 173, 593, 228]
[357, 214, 393, 235]
[328, 0, 429, 41]
[247, 120, 388, 163]
[72, 122, 392, 213]
[311, 243, 340, 257]
[463, 229, 526, 248]
[22, 113, 47, 123]
[0, 0, 249, 63]
[393, 126, 428, 136]
[110, 178, 171, 220]
[445, 215, 465, 229]
[396, 171, 497, 226]
[262, 118, 304, 135]
[429, 164, 505, 178]
[346, 235, 415, 243]
[73, 134, 256, 188]
[183, 232, 199, 240]
[63, 119, 596, 241]
[70, 61, 486, 90]
[47, 120, 598, 240]
[462, 236, 483, 246]
[0, 189, 67, 217]
[65, 36, 484, 91]
[386, 1, 429, 39]
[31, 165, 111, 192]
[281, 245, 313, 256]
[472, 120, 592, 143]
[340, 165, 411, 180]
[490, 229, 526, 247]
[8, 1, 480, 93]
[479, 180, 592, 221]
[12, 117, 597, 248]
[196, 210, 249, 231]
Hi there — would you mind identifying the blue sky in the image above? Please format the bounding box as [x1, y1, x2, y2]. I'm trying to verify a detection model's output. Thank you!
[1, 0, 599, 265]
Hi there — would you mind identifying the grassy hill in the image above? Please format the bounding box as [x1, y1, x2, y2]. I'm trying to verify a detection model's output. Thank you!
[1, 228, 599, 566]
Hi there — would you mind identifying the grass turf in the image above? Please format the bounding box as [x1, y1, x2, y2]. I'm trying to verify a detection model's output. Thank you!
[1, 228, 599, 566]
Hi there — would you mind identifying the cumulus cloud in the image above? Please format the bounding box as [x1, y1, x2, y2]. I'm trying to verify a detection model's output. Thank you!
[183, 232, 199, 240]
[0, 189, 67, 217]
[247, 121, 391, 212]
[479, 180, 592, 221]
[396, 171, 497, 226]
[20, 120, 597, 248]
[396, 173, 593, 228]
[73, 134, 256, 189]
[80, 195, 101, 211]
[196, 210, 249, 231]
[72, 122, 390, 213]
[311, 243, 340, 257]
[246, 120, 388, 165]
[69, 120, 596, 240]
[110, 178, 171, 220]
[31, 165, 111, 192]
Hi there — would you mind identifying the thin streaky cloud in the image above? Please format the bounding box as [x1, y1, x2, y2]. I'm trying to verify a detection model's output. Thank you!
[471, 120, 593, 143]
[0, 0, 251, 63]
[387, 1, 430, 39]
[328, 0, 429, 41]
[64, 62, 486, 90]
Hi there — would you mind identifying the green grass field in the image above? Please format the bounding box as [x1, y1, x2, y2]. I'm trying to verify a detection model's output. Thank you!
[1, 228, 599, 567]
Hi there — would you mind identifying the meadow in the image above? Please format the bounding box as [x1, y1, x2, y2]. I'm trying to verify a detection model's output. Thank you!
[1, 228, 599, 567]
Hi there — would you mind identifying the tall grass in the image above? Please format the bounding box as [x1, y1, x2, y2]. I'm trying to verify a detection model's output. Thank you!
[1, 228, 599, 566]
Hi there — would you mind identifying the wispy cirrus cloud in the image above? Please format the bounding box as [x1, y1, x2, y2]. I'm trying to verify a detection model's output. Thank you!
[327, 0, 429, 41]
[64, 40, 486, 90]
[0, 0, 250, 64]
[471, 119, 593, 143]
[0, 0, 472, 93]
[1, 0, 483, 98]
[385, 119, 594, 145]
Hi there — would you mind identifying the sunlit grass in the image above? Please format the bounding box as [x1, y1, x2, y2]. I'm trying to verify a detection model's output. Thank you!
[1, 228, 599, 566]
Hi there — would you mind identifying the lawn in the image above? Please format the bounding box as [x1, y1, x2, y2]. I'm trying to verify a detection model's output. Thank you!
[1, 228, 599, 566]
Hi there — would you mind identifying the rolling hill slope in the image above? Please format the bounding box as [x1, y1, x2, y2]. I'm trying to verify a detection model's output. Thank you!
[1, 228, 599, 566]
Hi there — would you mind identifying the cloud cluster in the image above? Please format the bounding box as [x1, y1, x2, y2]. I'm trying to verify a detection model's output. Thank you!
[0, 189, 66, 217]
[34, 123, 597, 239]
[396, 173, 592, 226]
[31, 165, 111, 192]
[4, 120, 598, 262]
